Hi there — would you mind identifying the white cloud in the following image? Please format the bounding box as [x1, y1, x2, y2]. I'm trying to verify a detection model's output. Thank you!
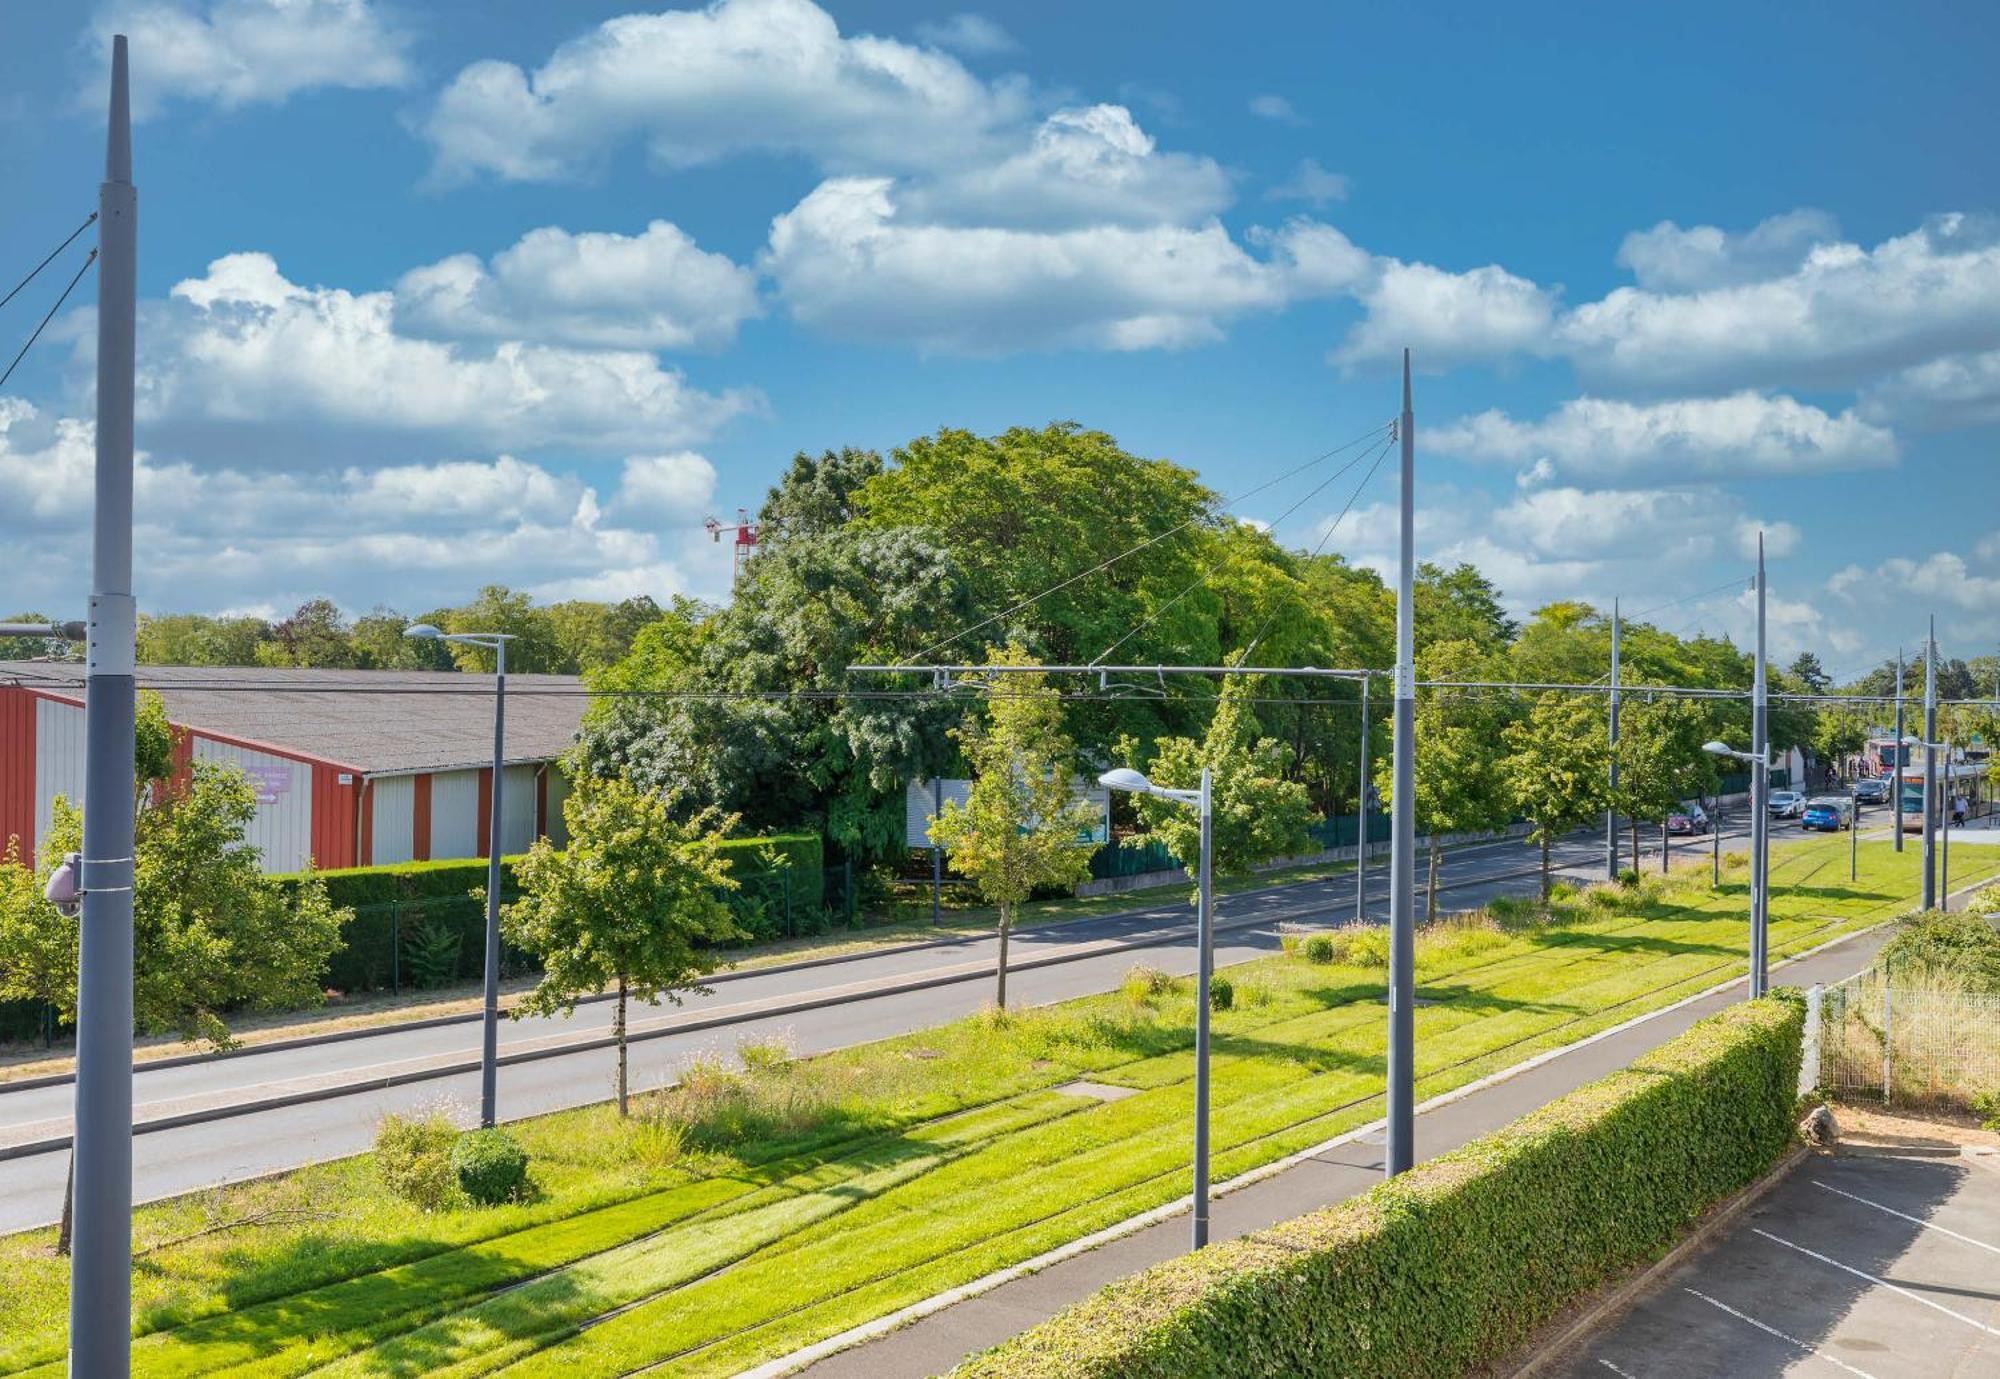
[912, 13, 1017, 56]
[1266, 158, 1349, 208]
[420, 0, 1030, 183]
[1248, 94, 1304, 125]
[1864, 348, 2000, 429]
[1614, 209, 1840, 292]
[85, 0, 412, 118]
[762, 178, 1363, 352]
[1337, 259, 1560, 368]
[614, 452, 719, 520]
[138, 252, 755, 457]
[1430, 392, 1897, 482]
[393, 221, 762, 351]
[1830, 550, 2000, 617]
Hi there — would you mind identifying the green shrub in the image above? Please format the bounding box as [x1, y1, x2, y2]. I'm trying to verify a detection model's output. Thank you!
[1616, 867, 1640, 888]
[1878, 912, 2000, 992]
[1278, 933, 1302, 958]
[1122, 964, 1179, 1003]
[955, 994, 1806, 1379]
[375, 1111, 462, 1211]
[1302, 934, 1336, 965]
[1208, 975, 1234, 1012]
[1972, 1088, 2000, 1133]
[737, 1035, 792, 1072]
[1332, 925, 1391, 969]
[1549, 880, 1579, 903]
[1587, 886, 1622, 909]
[401, 915, 463, 989]
[451, 1127, 530, 1206]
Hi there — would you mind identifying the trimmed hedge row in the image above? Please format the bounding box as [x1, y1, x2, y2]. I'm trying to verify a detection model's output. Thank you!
[954, 992, 1806, 1379]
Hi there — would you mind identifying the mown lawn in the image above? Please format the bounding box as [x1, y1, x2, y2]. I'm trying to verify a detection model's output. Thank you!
[0, 836, 1985, 1378]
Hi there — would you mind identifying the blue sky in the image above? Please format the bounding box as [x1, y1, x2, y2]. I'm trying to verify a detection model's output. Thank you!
[2, 0, 1997, 678]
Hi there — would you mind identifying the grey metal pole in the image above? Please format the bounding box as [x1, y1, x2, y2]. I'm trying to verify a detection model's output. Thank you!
[1607, 598, 1621, 880]
[1893, 650, 1905, 851]
[1386, 350, 1417, 1177]
[1712, 793, 1721, 887]
[1355, 676, 1369, 927]
[1850, 783, 1858, 882]
[1750, 535, 1769, 998]
[1941, 752, 1951, 900]
[480, 640, 506, 1128]
[1922, 620, 1938, 911]
[931, 777, 943, 924]
[1192, 766, 1213, 1249]
[71, 33, 137, 1377]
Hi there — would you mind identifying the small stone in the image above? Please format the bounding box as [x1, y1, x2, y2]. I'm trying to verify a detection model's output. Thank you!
[1801, 1104, 1837, 1146]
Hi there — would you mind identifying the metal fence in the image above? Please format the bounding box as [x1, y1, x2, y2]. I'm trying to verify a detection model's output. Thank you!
[1818, 977, 2000, 1109]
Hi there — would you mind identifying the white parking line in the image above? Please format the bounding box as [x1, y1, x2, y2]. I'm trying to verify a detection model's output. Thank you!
[1751, 1228, 2000, 1336]
[1683, 1288, 1881, 1378]
[1595, 1358, 1642, 1378]
[1812, 1179, 2000, 1257]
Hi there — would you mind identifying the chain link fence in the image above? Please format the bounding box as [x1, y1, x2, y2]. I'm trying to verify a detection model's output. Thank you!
[1817, 976, 2000, 1109]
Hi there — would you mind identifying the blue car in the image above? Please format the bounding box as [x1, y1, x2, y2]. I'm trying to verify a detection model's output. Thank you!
[1802, 797, 1853, 831]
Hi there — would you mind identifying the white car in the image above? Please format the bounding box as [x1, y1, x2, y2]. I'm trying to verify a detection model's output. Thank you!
[1766, 790, 1806, 818]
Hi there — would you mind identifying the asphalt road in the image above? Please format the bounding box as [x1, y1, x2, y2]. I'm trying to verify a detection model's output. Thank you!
[0, 810, 1776, 1231]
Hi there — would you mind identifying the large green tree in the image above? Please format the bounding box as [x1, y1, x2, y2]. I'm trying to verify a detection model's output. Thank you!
[1613, 694, 1718, 871]
[503, 774, 742, 1115]
[1503, 693, 1611, 899]
[928, 649, 1098, 1009]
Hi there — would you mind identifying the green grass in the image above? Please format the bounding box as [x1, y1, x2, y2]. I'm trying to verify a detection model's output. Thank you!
[1, 835, 1988, 1378]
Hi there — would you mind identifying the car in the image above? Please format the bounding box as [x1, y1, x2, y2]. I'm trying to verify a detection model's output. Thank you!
[1802, 797, 1854, 831]
[1666, 804, 1710, 835]
[1852, 778, 1891, 804]
[1767, 790, 1806, 818]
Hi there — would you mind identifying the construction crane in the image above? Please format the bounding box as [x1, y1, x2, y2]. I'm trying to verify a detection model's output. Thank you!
[704, 507, 762, 580]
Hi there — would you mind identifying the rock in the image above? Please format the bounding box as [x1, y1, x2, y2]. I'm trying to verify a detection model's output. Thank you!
[1801, 1104, 1837, 1146]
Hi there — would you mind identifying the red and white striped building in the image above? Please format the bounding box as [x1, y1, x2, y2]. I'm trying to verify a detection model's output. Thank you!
[0, 664, 583, 872]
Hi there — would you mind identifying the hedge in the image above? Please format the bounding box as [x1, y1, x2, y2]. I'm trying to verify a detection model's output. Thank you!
[953, 992, 1806, 1379]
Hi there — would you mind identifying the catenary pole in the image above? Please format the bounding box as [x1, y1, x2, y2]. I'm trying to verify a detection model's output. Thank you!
[1749, 534, 1769, 998]
[1922, 618, 1938, 910]
[1355, 676, 1369, 926]
[480, 641, 507, 1128]
[71, 33, 137, 1378]
[1607, 598, 1621, 880]
[1192, 766, 1213, 1247]
[1386, 349, 1417, 1177]
[1893, 649, 1905, 851]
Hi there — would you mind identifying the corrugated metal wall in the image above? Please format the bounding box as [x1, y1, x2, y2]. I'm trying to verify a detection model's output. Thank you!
[34, 697, 86, 865]
[429, 768, 480, 860]
[370, 774, 416, 865]
[0, 688, 36, 860]
[193, 738, 313, 872]
[499, 764, 538, 855]
[543, 769, 573, 848]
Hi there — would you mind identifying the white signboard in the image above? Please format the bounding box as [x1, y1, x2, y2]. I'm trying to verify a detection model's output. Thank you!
[905, 777, 1110, 849]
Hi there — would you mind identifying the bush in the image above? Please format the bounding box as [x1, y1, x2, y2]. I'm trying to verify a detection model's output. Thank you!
[1879, 912, 2000, 993]
[1208, 975, 1234, 1012]
[955, 994, 1806, 1379]
[1122, 964, 1179, 1003]
[1332, 925, 1391, 969]
[1616, 867, 1641, 888]
[451, 1127, 531, 1205]
[375, 1110, 461, 1211]
[1302, 934, 1336, 965]
[1973, 1088, 2000, 1133]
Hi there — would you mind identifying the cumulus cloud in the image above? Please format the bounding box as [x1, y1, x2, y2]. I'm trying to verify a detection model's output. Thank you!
[136, 252, 756, 458]
[1430, 392, 1898, 483]
[1614, 209, 1841, 292]
[394, 221, 762, 351]
[420, 0, 1030, 183]
[85, 0, 412, 117]
[614, 452, 719, 520]
[1336, 259, 1560, 368]
[762, 178, 1364, 352]
[912, 13, 1017, 55]
[1863, 348, 2000, 429]
[1266, 158, 1349, 208]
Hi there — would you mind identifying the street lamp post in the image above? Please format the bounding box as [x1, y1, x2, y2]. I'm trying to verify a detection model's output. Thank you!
[1099, 766, 1213, 1250]
[1850, 781, 1859, 883]
[1705, 740, 1770, 996]
[406, 624, 514, 1128]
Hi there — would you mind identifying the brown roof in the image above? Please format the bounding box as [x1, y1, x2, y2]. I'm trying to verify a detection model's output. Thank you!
[0, 663, 586, 775]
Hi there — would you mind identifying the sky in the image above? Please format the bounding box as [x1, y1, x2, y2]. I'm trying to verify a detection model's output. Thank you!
[1, 0, 1997, 680]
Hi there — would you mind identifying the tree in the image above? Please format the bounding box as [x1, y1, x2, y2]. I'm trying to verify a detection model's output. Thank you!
[1503, 694, 1610, 899]
[1416, 562, 1514, 652]
[547, 596, 661, 672]
[135, 612, 271, 666]
[928, 649, 1098, 1009]
[1379, 642, 1514, 922]
[503, 773, 743, 1114]
[1789, 652, 1832, 694]
[1613, 694, 1717, 871]
[350, 607, 457, 670]
[1123, 666, 1315, 900]
[441, 585, 569, 673]
[257, 598, 360, 668]
[0, 843, 76, 1039]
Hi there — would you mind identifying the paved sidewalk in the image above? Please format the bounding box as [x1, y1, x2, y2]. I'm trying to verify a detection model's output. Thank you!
[791, 926, 1897, 1379]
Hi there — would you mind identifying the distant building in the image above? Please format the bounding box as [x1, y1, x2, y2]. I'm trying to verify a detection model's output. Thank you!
[0, 664, 583, 872]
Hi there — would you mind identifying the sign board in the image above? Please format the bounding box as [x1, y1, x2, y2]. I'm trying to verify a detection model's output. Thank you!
[244, 764, 293, 805]
[905, 777, 1111, 849]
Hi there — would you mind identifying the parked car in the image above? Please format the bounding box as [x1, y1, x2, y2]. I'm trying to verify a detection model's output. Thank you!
[1802, 797, 1854, 831]
[1767, 790, 1806, 818]
[1666, 804, 1711, 835]
[1853, 778, 1891, 804]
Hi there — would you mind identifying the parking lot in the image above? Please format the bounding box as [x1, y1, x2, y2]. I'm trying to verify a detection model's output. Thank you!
[1549, 1143, 2000, 1378]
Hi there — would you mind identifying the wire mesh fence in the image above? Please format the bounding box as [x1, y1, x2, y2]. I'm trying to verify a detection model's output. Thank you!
[1818, 975, 2000, 1109]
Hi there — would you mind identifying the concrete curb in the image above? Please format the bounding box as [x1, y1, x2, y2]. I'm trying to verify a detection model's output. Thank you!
[736, 920, 1890, 1379]
[1505, 1144, 1812, 1379]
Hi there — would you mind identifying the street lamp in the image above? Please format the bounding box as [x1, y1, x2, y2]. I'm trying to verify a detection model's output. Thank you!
[406, 623, 514, 1129]
[1704, 740, 1771, 997]
[1914, 738, 1952, 903]
[1100, 765, 1214, 1249]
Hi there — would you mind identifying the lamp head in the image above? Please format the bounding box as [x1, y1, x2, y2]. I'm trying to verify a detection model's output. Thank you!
[404, 623, 443, 641]
[1702, 741, 1734, 758]
[1098, 768, 1155, 797]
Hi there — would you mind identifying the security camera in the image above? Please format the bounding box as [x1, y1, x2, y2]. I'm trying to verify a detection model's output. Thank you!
[44, 852, 82, 917]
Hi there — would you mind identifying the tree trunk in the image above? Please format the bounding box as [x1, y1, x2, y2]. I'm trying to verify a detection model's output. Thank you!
[614, 974, 629, 1118]
[1540, 832, 1552, 901]
[1630, 817, 1641, 872]
[995, 905, 1012, 1010]
[1425, 836, 1440, 925]
[57, 1152, 73, 1257]
[1661, 820, 1671, 874]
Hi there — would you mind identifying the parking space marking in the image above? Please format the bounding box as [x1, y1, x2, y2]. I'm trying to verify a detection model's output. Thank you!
[1812, 1179, 2000, 1257]
[1595, 1359, 1641, 1378]
[1751, 1228, 2000, 1336]
[1683, 1288, 1881, 1379]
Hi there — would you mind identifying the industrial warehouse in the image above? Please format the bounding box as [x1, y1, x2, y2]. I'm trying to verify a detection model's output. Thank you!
[0, 664, 584, 872]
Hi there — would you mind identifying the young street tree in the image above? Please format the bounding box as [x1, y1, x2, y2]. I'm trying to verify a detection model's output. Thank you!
[1503, 693, 1611, 899]
[1122, 666, 1314, 899]
[1614, 694, 1717, 872]
[928, 648, 1099, 1010]
[1379, 642, 1514, 922]
[503, 772, 743, 1115]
